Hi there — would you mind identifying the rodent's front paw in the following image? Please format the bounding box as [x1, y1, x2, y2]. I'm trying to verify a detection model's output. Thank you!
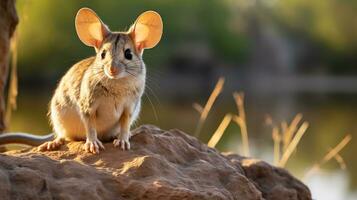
[83, 138, 105, 154]
[113, 133, 130, 150]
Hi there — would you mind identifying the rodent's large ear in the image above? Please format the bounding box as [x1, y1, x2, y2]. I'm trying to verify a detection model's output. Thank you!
[129, 11, 163, 53]
[75, 8, 110, 49]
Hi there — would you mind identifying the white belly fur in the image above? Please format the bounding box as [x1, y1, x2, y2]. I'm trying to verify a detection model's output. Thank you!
[51, 96, 135, 141]
[95, 96, 124, 136]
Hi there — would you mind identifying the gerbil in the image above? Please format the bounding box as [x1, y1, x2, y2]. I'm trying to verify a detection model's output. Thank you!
[0, 8, 163, 153]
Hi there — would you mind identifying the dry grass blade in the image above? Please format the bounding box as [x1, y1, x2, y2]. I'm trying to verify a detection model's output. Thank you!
[334, 153, 347, 170]
[278, 122, 309, 167]
[207, 114, 232, 148]
[192, 103, 203, 114]
[233, 115, 250, 156]
[5, 31, 18, 128]
[281, 121, 288, 135]
[272, 127, 281, 165]
[304, 164, 320, 178]
[283, 114, 303, 151]
[194, 77, 225, 137]
[321, 134, 351, 164]
[233, 92, 246, 121]
[264, 114, 273, 126]
[304, 134, 351, 179]
[232, 92, 250, 156]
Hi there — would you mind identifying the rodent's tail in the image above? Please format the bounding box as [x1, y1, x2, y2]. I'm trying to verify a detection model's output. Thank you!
[0, 133, 54, 146]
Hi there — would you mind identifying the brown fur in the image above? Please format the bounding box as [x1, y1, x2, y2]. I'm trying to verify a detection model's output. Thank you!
[39, 32, 146, 153]
[37, 8, 162, 154]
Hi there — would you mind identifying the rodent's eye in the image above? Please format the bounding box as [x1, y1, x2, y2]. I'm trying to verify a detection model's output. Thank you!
[101, 50, 106, 59]
[124, 49, 132, 60]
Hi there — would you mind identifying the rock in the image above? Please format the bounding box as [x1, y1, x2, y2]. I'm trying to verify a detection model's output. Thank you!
[225, 154, 311, 200]
[0, 125, 311, 200]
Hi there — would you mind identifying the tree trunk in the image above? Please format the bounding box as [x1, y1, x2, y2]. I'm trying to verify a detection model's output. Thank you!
[0, 0, 18, 133]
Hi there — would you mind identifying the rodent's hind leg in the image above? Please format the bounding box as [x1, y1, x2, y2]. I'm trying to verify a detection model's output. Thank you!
[38, 137, 65, 151]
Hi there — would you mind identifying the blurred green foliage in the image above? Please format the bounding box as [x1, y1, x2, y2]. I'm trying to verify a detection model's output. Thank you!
[16, 0, 357, 76]
[16, 0, 249, 76]
[272, 0, 357, 72]
[274, 0, 357, 50]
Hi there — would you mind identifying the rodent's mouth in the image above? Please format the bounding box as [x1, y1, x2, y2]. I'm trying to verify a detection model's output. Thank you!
[104, 69, 126, 80]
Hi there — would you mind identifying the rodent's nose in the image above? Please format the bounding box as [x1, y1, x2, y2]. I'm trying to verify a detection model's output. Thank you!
[109, 66, 118, 75]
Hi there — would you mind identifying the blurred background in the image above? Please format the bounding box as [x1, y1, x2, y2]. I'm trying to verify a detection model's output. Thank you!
[7, 0, 357, 199]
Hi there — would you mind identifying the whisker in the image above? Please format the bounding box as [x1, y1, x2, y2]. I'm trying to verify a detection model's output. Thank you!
[145, 84, 161, 106]
[145, 75, 160, 90]
[144, 92, 159, 122]
[125, 70, 137, 78]
[125, 68, 141, 75]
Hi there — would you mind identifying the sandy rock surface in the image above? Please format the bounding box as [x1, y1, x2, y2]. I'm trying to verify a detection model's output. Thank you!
[0, 125, 311, 200]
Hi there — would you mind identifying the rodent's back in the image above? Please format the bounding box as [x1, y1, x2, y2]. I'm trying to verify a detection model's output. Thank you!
[48, 57, 96, 139]
[52, 57, 95, 104]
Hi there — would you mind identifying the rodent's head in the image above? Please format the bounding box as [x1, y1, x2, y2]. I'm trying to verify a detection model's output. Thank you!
[75, 8, 163, 79]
